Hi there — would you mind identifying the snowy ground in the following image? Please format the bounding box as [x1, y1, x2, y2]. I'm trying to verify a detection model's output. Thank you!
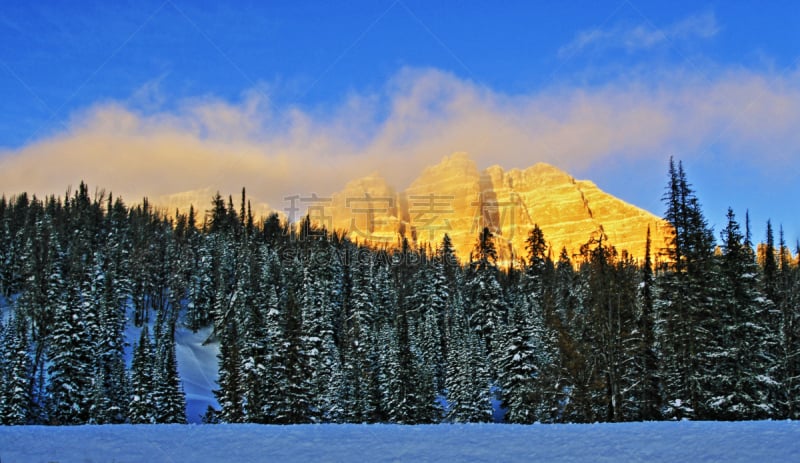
[124, 320, 221, 423]
[173, 326, 220, 422]
[1, 421, 798, 463]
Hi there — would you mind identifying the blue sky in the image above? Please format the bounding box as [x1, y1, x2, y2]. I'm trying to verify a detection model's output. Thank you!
[1, 0, 799, 246]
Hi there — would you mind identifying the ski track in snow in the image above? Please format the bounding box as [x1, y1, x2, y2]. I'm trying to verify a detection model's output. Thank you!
[1, 421, 798, 463]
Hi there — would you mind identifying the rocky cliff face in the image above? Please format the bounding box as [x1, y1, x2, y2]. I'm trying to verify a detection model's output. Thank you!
[321, 152, 669, 264]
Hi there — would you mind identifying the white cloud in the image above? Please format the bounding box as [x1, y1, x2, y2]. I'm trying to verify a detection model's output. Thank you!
[558, 12, 719, 58]
[1, 65, 799, 215]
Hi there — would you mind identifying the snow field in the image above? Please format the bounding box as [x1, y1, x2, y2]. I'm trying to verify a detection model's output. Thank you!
[1, 420, 798, 463]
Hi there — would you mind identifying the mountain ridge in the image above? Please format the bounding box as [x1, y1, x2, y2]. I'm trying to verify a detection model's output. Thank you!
[148, 152, 669, 263]
[321, 152, 669, 263]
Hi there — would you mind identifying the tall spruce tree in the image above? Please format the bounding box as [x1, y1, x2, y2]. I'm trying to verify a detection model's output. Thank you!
[636, 226, 661, 420]
[47, 279, 94, 424]
[153, 333, 187, 424]
[300, 246, 344, 422]
[657, 157, 718, 420]
[709, 208, 776, 419]
[128, 326, 156, 424]
[498, 225, 558, 423]
[467, 227, 507, 374]
[1, 317, 33, 424]
[445, 295, 492, 423]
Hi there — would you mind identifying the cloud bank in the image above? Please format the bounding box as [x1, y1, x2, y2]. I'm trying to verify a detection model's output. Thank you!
[1, 65, 799, 216]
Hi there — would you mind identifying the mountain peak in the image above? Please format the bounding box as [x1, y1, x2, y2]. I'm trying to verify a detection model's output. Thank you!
[319, 152, 668, 262]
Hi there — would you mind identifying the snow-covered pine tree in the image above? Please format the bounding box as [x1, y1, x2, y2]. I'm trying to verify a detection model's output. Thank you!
[656, 158, 718, 420]
[384, 296, 440, 424]
[0, 318, 5, 407]
[444, 296, 492, 423]
[0, 317, 33, 424]
[299, 244, 343, 422]
[551, 247, 594, 423]
[46, 275, 94, 424]
[128, 325, 156, 424]
[0, 195, 9, 298]
[237, 246, 270, 423]
[186, 234, 216, 331]
[705, 209, 776, 420]
[277, 277, 313, 423]
[633, 226, 662, 421]
[498, 294, 542, 424]
[499, 225, 559, 423]
[88, 249, 129, 424]
[781, 242, 800, 419]
[11, 211, 56, 424]
[466, 227, 507, 376]
[153, 331, 187, 424]
[771, 228, 800, 419]
[214, 318, 244, 423]
[412, 258, 447, 394]
[256, 248, 290, 424]
[341, 254, 377, 423]
[576, 235, 630, 422]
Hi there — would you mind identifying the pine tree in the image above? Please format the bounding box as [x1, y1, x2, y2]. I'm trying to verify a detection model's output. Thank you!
[153, 333, 187, 424]
[498, 225, 559, 423]
[128, 326, 156, 424]
[186, 235, 216, 331]
[781, 243, 800, 419]
[214, 319, 244, 423]
[1, 318, 33, 425]
[278, 284, 312, 423]
[466, 227, 507, 373]
[575, 235, 640, 422]
[411, 258, 447, 393]
[444, 297, 492, 423]
[498, 295, 544, 423]
[707, 208, 776, 419]
[418, 300, 445, 394]
[88, 250, 129, 424]
[257, 248, 290, 423]
[636, 226, 661, 420]
[385, 299, 440, 424]
[657, 158, 718, 420]
[341, 256, 377, 422]
[46, 279, 94, 424]
[762, 220, 778, 303]
[299, 246, 343, 422]
[551, 247, 593, 423]
[237, 247, 271, 423]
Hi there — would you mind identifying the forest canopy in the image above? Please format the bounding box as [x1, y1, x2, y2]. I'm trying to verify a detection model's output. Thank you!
[0, 158, 798, 425]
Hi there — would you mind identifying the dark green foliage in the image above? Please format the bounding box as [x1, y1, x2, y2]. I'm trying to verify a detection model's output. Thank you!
[1, 318, 33, 424]
[636, 226, 661, 421]
[0, 172, 797, 426]
[445, 298, 493, 423]
[466, 227, 507, 371]
[46, 284, 94, 424]
[657, 157, 718, 420]
[703, 209, 777, 419]
[128, 326, 156, 424]
[153, 334, 187, 424]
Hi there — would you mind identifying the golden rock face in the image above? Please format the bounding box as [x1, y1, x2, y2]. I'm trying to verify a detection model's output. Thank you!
[317, 152, 669, 264]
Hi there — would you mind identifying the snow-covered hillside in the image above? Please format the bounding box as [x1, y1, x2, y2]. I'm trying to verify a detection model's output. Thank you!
[125, 318, 221, 423]
[173, 326, 220, 422]
[1, 421, 798, 462]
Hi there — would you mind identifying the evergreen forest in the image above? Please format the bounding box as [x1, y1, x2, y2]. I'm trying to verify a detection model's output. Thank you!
[0, 158, 798, 425]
